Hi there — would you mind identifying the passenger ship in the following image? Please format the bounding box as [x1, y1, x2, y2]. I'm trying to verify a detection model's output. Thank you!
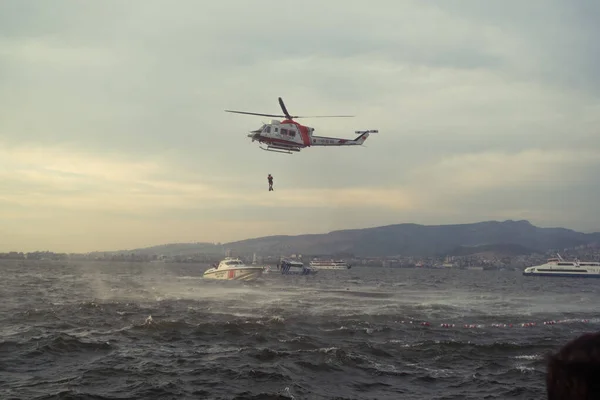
[523, 254, 600, 278]
[309, 259, 352, 270]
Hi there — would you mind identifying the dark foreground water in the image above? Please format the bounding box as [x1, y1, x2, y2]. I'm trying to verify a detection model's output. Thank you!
[1, 260, 598, 399]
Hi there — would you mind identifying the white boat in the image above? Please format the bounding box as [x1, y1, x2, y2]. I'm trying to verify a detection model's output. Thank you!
[523, 254, 600, 278]
[279, 260, 317, 275]
[203, 257, 264, 281]
[309, 259, 351, 270]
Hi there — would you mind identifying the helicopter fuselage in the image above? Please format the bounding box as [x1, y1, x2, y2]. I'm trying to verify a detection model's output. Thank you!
[248, 120, 310, 147]
[248, 119, 372, 153]
[229, 96, 376, 154]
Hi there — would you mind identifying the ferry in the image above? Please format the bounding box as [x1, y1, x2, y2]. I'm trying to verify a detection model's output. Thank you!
[279, 260, 317, 275]
[309, 259, 351, 270]
[522, 254, 600, 278]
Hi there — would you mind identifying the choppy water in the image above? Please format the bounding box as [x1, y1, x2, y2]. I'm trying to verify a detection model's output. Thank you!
[1, 260, 598, 399]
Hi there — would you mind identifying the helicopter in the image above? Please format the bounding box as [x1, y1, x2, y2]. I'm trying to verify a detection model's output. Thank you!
[225, 97, 378, 154]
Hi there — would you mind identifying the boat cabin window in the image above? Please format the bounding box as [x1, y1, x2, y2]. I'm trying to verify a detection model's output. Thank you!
[225, 260, 242, 265]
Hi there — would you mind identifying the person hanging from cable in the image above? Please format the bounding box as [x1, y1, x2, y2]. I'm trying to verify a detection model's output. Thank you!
[267, 174, 274, 191]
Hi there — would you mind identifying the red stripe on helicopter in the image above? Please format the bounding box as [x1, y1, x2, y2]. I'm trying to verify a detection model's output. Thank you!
[298, 125, 311, 146]
[282, 119, 311, 147]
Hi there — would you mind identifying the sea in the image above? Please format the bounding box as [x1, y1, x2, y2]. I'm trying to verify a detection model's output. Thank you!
[1, 260, 598, 400]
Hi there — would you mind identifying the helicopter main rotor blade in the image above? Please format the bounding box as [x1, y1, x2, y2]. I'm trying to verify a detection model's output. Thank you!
[278, 97, 292, 119]
[225, 110, 286, 118]
[277, 97, 352, 118]
[292, 115, 354, 118]
[226, 98, 355, 119]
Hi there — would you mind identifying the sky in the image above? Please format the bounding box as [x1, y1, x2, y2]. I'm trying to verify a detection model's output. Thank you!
[1, 0, 599, 252]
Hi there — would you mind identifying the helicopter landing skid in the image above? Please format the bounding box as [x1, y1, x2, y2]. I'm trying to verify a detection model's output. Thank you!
[260, 145, 300, 154]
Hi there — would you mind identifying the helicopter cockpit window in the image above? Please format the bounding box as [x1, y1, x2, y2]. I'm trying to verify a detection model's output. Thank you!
[265, 126, 271, 133]
[281, 128, 288, 135]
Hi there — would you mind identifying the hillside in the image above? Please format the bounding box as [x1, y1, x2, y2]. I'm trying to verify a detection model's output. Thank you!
[91, 242, 224, 257]
[446, 243, 535, 257]
[118, 220, 600, 257]
[221, 220, 600, 257]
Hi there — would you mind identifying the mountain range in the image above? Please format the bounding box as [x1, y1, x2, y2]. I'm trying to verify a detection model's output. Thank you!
[105, 220, 600, 258]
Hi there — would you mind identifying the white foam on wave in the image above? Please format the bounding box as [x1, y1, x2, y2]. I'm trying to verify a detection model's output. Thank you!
[514, 354, 541, 360]
[280, 386, 296, 399]
[405, 363, 457, 378]
[515, 365, 536, 373]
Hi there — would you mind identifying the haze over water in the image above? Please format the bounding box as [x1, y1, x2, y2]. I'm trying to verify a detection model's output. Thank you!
[1, 260, 597, 399]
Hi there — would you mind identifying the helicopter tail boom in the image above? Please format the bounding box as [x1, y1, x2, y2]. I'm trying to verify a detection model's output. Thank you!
[310, 130, 377, 146]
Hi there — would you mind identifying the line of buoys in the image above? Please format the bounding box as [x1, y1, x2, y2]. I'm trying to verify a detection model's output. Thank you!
[491, 323, 513, 328]
[399, 319, 591, 329]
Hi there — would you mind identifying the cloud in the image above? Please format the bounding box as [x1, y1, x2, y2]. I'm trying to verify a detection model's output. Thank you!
[0, 142, 417, 213]
[410, 149, 600, 192]
[0, 1, 599, 252]
[0, 142, 419, 251]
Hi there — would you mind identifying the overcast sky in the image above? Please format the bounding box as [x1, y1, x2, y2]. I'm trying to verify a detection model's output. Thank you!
[1, 0, 599, 252]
